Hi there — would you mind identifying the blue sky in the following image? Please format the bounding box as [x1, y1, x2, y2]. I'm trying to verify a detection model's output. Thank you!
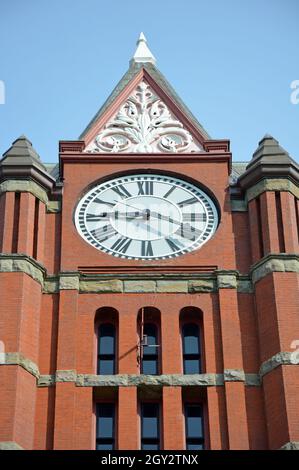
[0, 0, 298, 163]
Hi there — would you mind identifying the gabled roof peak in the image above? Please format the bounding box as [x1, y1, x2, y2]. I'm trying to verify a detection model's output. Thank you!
[130, 32, 156, 66]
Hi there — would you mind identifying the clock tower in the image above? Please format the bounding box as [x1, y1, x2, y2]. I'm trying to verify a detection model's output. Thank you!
[0, 34, 299, 451]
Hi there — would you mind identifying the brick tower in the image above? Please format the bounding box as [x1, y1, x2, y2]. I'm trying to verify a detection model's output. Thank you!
[0, 34, 298, 450]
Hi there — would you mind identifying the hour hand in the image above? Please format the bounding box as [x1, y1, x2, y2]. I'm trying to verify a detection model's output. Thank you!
[100, 211, 144, 219]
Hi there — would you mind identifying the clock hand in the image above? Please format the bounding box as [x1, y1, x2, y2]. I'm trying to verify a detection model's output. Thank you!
[148, 211, 202, 240]
[98, 210, 144, 219]
[113, 200, 201, 240]
[113, 200, 150, 220]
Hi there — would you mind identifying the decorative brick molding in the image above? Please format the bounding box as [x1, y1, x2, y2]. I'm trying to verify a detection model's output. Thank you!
[0, 441, 23, 450]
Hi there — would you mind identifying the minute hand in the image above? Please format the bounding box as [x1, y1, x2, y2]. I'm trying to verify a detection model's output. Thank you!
[149, 211, 180, 225]
[149, 211, 202, 240]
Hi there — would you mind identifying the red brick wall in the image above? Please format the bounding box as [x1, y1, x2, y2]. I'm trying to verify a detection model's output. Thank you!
[0, 149, 298, 449]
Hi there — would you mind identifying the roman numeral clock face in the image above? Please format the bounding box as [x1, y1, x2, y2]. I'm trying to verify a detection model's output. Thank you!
[74, 174, 219, 260]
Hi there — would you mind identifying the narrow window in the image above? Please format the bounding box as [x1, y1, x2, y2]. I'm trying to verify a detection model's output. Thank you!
[96, 403, 115, 450]
[182, 323, 201, 374]
[185, 404, 204, 450]
[12, 192, 20, 253]
[98, 323, 115, 374]
[141, 403, 160, 450]
[142, 323, 159, 375]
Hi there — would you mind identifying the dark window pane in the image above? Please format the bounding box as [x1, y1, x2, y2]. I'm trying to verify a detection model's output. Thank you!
[187, 416, 203, 438]
[142, 323, 158, 374]
[99, 324, 115, 354]
[97, 416, 113, 439]
[141, 403, 160, 450]
[184, 358, 201, 374]
[96, 442, 114, 450]
[183, 324, 200, 354]
[142, 404, 159, 439]
[142, 416, 158, 438]
[97, 404, 114, 439]
[185, 405, 204, 439]
[142, 442, 159, 450]
[99, 359, 114, 375]
[143, 324, 158, 356]
[142, 358, 158, 375]
[187, 442, 204, 450]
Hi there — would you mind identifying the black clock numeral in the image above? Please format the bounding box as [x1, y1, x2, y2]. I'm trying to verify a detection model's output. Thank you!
[182, 213, 207, 222]
[141, 240, 154, 257]
[91, 224, 117, 242]
[112, 185, 132, 199]
[178, 197, 198, 208]
[86, 213, 109, 222]
[165, 237, 181, 252]
[163, 186, 176, 199]
[137, 181, 154, 195]
[93, 197, 115, 207]
[110, 237, 132, 254]
[177, 223, 202, 241]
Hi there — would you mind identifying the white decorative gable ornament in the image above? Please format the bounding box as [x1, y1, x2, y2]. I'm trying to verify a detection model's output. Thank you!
[84, 81, 202, 154]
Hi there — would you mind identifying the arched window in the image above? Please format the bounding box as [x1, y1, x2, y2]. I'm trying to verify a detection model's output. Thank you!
[142, 323, 159, 375]
[98, 323, 116, 375]
[182, 323, 201, 374]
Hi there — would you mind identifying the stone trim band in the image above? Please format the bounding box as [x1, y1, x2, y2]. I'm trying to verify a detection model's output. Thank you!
[0, 440, 297, 450]
[0, 441, 24, 450]
[1, 351, 298, 387]
[0, 180, 61, 212]
[0, 254, 298, 293]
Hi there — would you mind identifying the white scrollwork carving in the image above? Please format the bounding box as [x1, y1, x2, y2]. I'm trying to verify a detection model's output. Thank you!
[85, 81, 201, 153]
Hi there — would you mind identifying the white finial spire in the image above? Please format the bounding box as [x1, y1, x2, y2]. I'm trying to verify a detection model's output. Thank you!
[130, 32, 156, 66]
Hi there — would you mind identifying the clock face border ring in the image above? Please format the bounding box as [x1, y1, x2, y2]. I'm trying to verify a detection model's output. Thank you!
[74, 171, 220, 260]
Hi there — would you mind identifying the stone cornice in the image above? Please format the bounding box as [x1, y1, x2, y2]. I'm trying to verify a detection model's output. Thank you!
[0, 441, 24, 450]
[0, 254, 45, 287]
[0, 180, 61, 212]
[1, 254, 298, 293]
[245, 177, 299, 202]
[259, 351, 299, 377]
[230, 199, 247, 212]
[230, 178, 299, 212]
[280, 442, 299, 450]
[250, 254, 299, 285]
[1, 351, 298, 388]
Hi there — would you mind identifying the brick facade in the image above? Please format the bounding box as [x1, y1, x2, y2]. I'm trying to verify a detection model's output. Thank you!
[0, 54, 299, 450]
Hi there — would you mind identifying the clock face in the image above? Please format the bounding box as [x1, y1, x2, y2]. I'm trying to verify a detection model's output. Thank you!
[74, 174, 218, 260]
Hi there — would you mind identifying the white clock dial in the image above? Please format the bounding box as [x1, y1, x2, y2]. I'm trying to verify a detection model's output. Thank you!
[74, 174, 219, 260]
